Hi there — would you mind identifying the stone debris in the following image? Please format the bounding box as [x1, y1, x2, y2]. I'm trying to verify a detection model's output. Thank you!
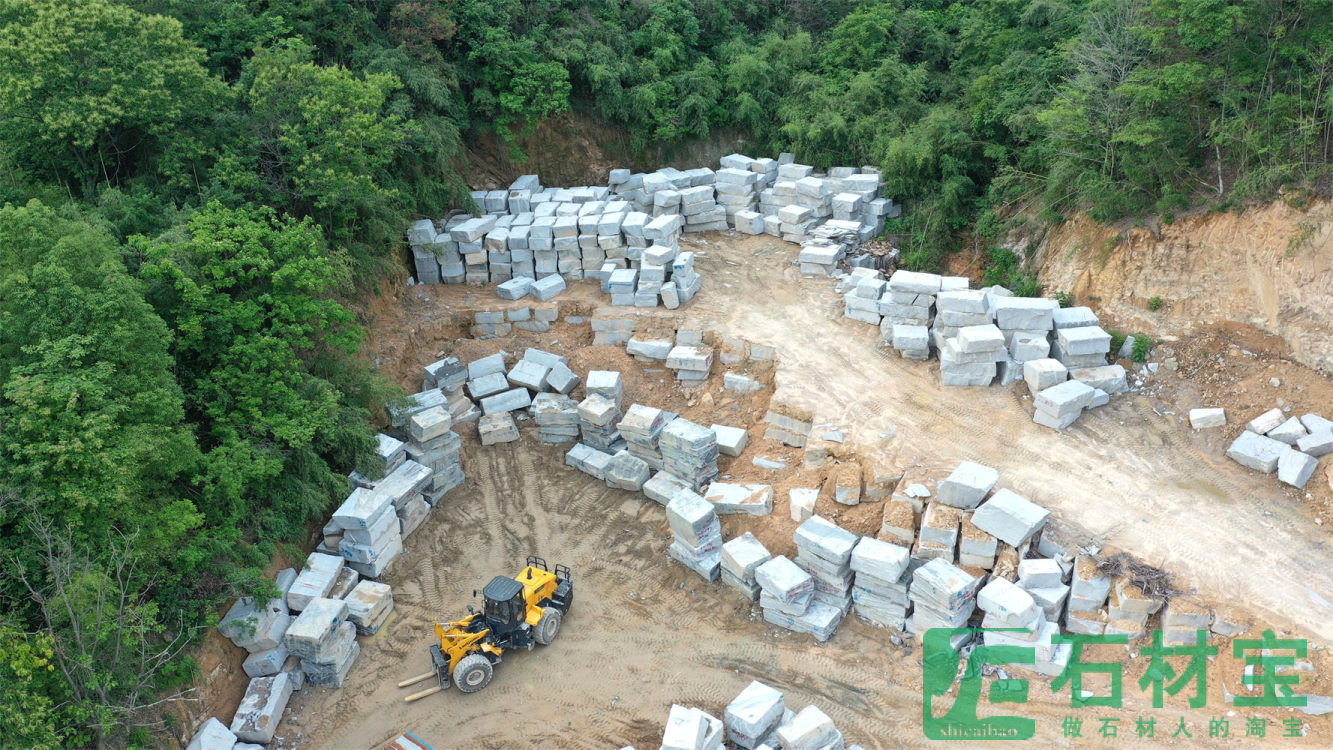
[1033, 379, 1097, 430]
[666, 344, 714, 383]
[219, 593, 289, 653]
[789, 488, 818, 522]
[1226, 430, 1290, 473]
[642, 470, 694, 505]
[777, 705, 843, 750]
[936, 461, 998, 510]
[1227, 407, 1330, 488]
[585, 369, 624, 408]
[788, 516, 856, 633]
[285, 553, 345, 612]
[971, 489, 1049, 547]
[705, 482, 774, 515]
[721, 532, 772, 600]
[565, 443, 612, 481]
[604, 449, 652, 491]
[660, 704, 724, 750]
[666, 490, 723, 581]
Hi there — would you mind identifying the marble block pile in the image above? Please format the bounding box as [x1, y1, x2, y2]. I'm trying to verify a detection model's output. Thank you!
[793, 516, 858, 617]
[849, 537, 912, 629]
[344, 580, 394, 636]
[603, 449, 651, 491]
[725, 680, 786, 749]
[564, 443, 613, 482]
[328, 460, 429, 578]
[660, 418, 720, 491]
[530, 393, 581, 444]
[478, 412, 521, 445]
[720, 532, 772, 600]
[908, 558, 981, 633]
[585, 369, 624, 409]
[756, 554, 841, 642]
[978, 575, 1070, 677]
[666, 490, 723, 581]
[666, 344, 714, 383]
[577, 393, 624, 452]
[286, 597, 360, 688]
[405, 408, 464, 507]
[1226, 408, 1330, 489]
[619, 403, 674, 469]
[659, 704, 724, 750]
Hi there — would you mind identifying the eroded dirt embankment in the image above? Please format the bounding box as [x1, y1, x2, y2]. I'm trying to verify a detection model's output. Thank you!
[1035, 199, 1333, 374]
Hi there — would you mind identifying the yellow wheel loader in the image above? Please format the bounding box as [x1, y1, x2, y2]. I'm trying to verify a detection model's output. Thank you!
[416, 556, 572, 695]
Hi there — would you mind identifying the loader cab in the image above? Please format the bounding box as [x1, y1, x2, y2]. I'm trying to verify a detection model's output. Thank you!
[481, 576, 527, 634]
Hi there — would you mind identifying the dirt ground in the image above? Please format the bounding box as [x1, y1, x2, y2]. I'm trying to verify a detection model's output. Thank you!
[273, 232, 1333, 748]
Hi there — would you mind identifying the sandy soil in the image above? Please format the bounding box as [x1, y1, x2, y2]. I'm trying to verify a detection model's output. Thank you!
[273, 231, 1333, 748]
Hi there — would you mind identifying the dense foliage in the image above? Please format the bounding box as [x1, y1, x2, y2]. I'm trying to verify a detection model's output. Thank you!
[0, 0, 1329, 745]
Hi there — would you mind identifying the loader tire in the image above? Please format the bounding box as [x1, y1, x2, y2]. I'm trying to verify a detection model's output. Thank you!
[534, 606, 562, 645]
[454, 654, 493, 693]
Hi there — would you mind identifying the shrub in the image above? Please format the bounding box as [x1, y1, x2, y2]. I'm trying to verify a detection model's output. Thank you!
[1147, 296, 1164, 311]
[1132, 335, 1152, 362]
[1053, 290, 1074, 308]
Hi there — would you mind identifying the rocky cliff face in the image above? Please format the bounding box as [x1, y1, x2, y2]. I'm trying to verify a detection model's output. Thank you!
[1035, 200, 1333, 374]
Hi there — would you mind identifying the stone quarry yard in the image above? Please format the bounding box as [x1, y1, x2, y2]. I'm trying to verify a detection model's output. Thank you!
[267, 231, 1333, 748]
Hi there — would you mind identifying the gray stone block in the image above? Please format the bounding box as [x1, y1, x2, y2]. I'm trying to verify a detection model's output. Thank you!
[794, 515, 858, 564]
[230, 673, 294, 744]
[710, 423, 748, 456]
[1267, 417, 1308, 445]
[971, 489, 1049, 547]
[478, 413, 520, 445]
[1277, 449, 1318, 488]
[1052, 306, 1099, 329]
[531, 274, 566, 300]
[467, 352, 507, 380]
[937, 461, 999, 509]
[1246, 407, 1286, 434]
[507, 359, 551, 391]
[496, 276, 533, 300]
[1034, 380, 1096, 419]
[480, 387, 532, 415]
[1226, 430, 1290, 473]
[1072, 364, 1127, 395]
[993, 297, 1057, 330]
[1188, 408, 1226, 430]
[1298, 429, 1333, 457]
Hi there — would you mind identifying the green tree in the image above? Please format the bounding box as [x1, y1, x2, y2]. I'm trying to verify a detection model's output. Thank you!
[0, 626, 63, 749]
[0, 201, 200, 561]
[139, 202, 373, 548]
[212, 39, 414, 263]
[0, 0, 223, 195]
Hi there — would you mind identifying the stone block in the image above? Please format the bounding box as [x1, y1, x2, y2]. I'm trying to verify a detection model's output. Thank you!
[1268, 417, 1308, 445]
[1023, 358, 1067, 394]
[1188, 408, 1226, 430]
[1246, 408, 1286, 434]
[971, 489, 1049, 547]
[937, 461, 999, 510]
[1277, 449, 1318, 488]
[789, 488, 818, 522]
[496, 276, 532, 300]
[478, 413, 520, 445]
[1225, 430, 1289, 473]
[1298, 429, 1333, 457]
[530, 274, 566, 300]
[711, 424, 748, 457]
[187, 718, 237, 750]
[230, 673, 294, 744]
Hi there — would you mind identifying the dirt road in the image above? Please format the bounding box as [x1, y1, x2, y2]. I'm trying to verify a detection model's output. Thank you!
[281, 233, 1333, 748]
[683, 234, 1333, 643]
